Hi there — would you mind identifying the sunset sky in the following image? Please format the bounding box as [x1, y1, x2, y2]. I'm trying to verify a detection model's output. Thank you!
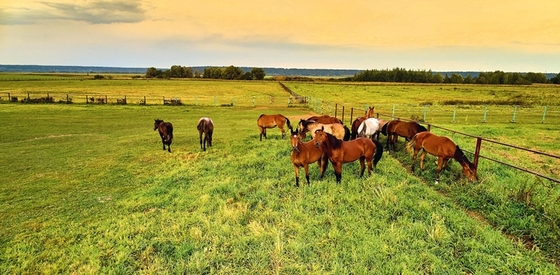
[1, 0, 559, 72]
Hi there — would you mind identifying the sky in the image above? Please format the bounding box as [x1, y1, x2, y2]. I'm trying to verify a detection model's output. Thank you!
[1, 0, 559, 73]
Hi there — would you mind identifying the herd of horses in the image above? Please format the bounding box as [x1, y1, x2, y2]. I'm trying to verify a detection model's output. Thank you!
[154, 107, 477, 186]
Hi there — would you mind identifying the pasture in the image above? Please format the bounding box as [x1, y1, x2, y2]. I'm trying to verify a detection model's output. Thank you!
[1, 76, 559, 273]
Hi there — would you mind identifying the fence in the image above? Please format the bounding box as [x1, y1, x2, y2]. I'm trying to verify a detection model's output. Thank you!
[1, 92, 305, 108]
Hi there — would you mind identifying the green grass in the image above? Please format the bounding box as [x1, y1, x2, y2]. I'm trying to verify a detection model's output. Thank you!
[1, 104, 558, 273]
[1, 77, 560, 273]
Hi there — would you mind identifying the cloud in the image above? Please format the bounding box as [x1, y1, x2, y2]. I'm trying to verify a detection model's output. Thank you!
[0, 0, 146, 25]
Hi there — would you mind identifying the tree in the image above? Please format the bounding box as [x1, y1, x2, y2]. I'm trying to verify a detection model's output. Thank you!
[251, 68, 266, 80]
[222, 65, 243, 80]
[145, 67, 160, 78]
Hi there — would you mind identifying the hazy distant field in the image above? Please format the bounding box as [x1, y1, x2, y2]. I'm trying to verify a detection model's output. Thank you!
[1, 74, 559, 273]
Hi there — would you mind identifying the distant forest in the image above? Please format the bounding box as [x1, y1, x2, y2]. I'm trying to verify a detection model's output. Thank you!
[1, 64, 558, 84]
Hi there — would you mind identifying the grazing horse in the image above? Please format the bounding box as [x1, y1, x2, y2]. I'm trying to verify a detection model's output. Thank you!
[257, 114, 292, 141]
[351, 107, 374, 139]
[357, 118, 381, 140]
[312, 128, 383, 184]
[306, 115, 342, 124]
[289, 127, 328, 187]
[382, 120, 427, 151]
[406, 132, 477, 184]
[298, 119, 349, 141]
[197, 117, 214, 151]
[154, 119, 173, 152]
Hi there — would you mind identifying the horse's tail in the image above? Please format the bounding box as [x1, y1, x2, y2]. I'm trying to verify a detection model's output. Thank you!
[381, 122, 388, 136]
[166, 124, 174, 143]
[372, 138, 383, 167]
[406, 133, 417, 154]
[343, 125, 351, 141]
[357, 121, 365, 136]
[285, 116, 292, 130]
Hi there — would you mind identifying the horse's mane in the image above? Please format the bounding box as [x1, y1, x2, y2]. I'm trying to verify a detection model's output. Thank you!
[324, 131, 342, 150]
[454, 145, 474, 168]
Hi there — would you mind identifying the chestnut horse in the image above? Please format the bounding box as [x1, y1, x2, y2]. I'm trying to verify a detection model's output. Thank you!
[197, 117, 214, 151]
[154, 119, 173, 152]
[382, 120, 427, 151]
[351, 106, 374, 139]
[298, 119, 350, 141]
[406, 132, 477, 184]
[289, 127, 328, 187]
[257, 114, 292, 141]
[306, 115, 342, 124]
[312, 128, 383, 184]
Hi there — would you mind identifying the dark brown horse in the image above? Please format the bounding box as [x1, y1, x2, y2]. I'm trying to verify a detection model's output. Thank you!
[197, 117, 214, 151]
[154, 119, 173, 152]
[382, 120, 427, 151]
[351, 106, 374, 139]
[312, 127, 383, 184]
[289, 127, 328, 187]
[406, 132, 477, 183]
[306, 115, 342, 124]
[257, 114, 292, 141]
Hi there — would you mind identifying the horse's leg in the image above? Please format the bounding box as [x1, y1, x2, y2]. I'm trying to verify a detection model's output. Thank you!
[334, 162, 342, 184]
[160, 134, 166, 150]
[304, 164, 310, 185]
[359, 156, 366, 177]
[435, 157, 444, 184]
[442, 158, 451, 170]
[411, 148, 420, 172]
[319, 155, 328, 180]
[259, 127, 263, 141]
[280, 125, 286, 139]
[199, 131, 204, 150]
[293, 164, 300, 187]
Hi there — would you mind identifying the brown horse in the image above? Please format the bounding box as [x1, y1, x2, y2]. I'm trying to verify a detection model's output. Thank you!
[257, 114, 292, 141]
[406, 132, 477, 184]
[382, 120, 427, 151]
[312, 127, 383, 184]
[298, 119, 349, 141]
[197, 117, 214, 151]
[306, 115, 342, 124]
[154, 119, 173, 152]
[351, 106, 374, 139]
[289, 127, 328, 187]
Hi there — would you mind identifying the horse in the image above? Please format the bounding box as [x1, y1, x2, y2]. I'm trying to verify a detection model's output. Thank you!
[257, 114, 292, 141]
[356, 118, 381, 140]
[298, 119, 349, 141]
[289, 127, 328, 187]
[382, 120, 427, 151]
[312, 127, 383, 184]
[351, 106, 374, 139]
[306, 115, 342, 124]
[197, 117, 214, 151]
[154, 119, 173, 152]
[406, 132, 477, 184]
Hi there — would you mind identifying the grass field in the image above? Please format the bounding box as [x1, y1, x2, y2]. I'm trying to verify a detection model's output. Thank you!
[1, 75, 559, 273]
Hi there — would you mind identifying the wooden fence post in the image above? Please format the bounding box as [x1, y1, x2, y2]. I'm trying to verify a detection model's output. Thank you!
[341, 106, 345, 124]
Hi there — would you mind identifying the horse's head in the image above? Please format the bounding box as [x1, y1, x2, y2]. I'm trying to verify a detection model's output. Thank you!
[462, 162, 477, 182]
[290, 127, 301, 152]
[154, 119, 164, 130]
[366, 106, 374, 118]
[312, 127, 327, 148]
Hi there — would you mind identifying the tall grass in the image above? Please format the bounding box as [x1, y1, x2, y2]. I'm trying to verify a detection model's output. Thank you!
[1, 104, 558, 273]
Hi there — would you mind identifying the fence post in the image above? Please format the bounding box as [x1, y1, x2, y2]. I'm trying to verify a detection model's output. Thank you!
[482, 105, 488, 123]
[252, 96, 255, 107]
[511, 105, 518, 123]
[86, 95, 89, 104]
[105, 95, 108, 104]
[452, 106, 456, 123]
[335, 104, 338, 118]
[391, 104, 396, 120]
[66, 94, 69, 104]
[542, 106, 547, 123]
[473, 137, 482, 178]
[233, 96, 236, 106]
[423, 105, 427, 122]
[163, 96, 165, 105]
[8, 93, 10, 102]
[341, 106, 345, 124]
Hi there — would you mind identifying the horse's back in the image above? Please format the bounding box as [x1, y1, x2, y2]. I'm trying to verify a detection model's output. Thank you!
[198, 117, 214, 131]
[416, 132, 456, 156]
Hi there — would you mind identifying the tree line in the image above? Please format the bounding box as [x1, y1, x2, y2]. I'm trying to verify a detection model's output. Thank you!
[145, 65, 265, 80]
[348, 68, 560, 85]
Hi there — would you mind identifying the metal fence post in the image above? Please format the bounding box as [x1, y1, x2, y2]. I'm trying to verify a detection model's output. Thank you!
[391, 104, 395, 120]
[452, 107, 456, 123]
[482, 105, 488, 123]
[511, 105, 518, 123]
[542, 106, 547, 123]
[423, 105, 427, 122]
